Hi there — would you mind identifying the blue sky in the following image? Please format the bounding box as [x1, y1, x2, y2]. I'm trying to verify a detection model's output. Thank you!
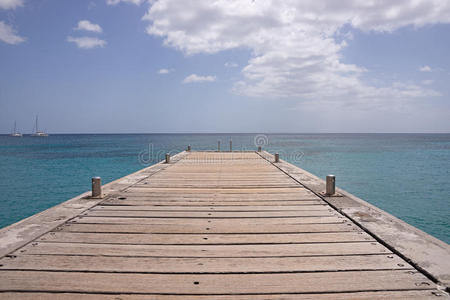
[1, 0, 449, 133]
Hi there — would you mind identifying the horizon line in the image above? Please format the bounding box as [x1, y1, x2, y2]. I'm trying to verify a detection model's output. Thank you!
[1, 132, 450, 135]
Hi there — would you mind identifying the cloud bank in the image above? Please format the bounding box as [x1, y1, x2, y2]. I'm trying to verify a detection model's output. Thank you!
[143, 0, 449, 103]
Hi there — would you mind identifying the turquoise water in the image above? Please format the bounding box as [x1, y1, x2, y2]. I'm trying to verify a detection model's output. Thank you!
[0, 133, 449, 243]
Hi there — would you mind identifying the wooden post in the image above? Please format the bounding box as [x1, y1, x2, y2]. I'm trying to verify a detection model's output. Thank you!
[229, 140, 232, 152]
[187, 145, 191, 152]
[274, 153, 279, 163]
[326, 175, 335, 196]
[165, 153, 170, 163]
[91, 177, 101, 198]
[218, 140, 221, 152]
[258, 146, 262, 152]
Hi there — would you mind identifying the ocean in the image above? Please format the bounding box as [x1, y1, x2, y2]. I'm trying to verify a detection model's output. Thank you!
[0, 133, 449, 243]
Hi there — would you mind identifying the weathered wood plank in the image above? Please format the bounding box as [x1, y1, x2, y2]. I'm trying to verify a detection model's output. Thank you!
[0, 270, 434, 294]
[118, 192, 316, 197]
[69, 216, 344, 225]
[0, 254, 411, 273]
[16, 242, 390, 257]
[138, 178, 293, 182]
[136, 184, 301, 188]
[136, 179, 298, 183]
[92, 205, 330, 211]
[57, 222, 359, 233]
[0, 290, 444, 300]
[122, 187, 309, 193]
[37, 231, 375, 245]
[81, 210, 337, 218]
[103, 200, 324, 206]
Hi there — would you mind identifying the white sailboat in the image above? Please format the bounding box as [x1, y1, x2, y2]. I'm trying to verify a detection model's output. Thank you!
[31, 116, 49, 137]
[10, 121, 23, 137]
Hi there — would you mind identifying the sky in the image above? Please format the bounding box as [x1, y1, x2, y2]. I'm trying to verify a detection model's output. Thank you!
[0, 0, 450, 133]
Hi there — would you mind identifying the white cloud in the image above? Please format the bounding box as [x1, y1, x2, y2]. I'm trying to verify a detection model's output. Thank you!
[106, 0, 144, 5]
[0, 21, 25, 44]
[0, 0, 23, 10]
[158, 68, 173, 74]
[143, 0, 449, 103]
[420, 65, 432, 72]
[183, 74, 216, 83]
[75, 20, 102, 33]
[225, 62, 238, 68]
[67, 36, 106, 49]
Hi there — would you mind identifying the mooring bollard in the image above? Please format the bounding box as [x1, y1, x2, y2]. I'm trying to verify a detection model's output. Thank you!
[229, 140, 232, 152]
[274, 153, 279, 163]
[258, 146, 262, 152]
[187, 145, 191, 152]
[218, 140, 221, 152]
[165, 153, 170, 163]
[91, 177, 102, 198]
[326, 175, 335, 196]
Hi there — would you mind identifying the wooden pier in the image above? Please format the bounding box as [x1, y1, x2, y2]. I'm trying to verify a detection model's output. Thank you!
[0, 151, 449, 299]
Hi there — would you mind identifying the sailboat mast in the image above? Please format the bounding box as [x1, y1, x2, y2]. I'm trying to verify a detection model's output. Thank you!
[30, 115, 48, 136]
[14, 121, 17, 134]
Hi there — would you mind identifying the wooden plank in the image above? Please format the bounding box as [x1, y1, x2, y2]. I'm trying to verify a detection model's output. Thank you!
[119, 193, 315, 198]
[136, 184, 301, 188]
[0, 254, 412, 273]
[119, 189, 311, 194]
[111, 195, 320, 200]
[139, 178, 293, 181]
[110, 193, 318, 199]
[122, 187, 309, 193]
[0, 291, 444, 300]
[57, 222, 359, 233]
[37, 231, 375, 245]
[109, 194, 319, 199]
[69, 216, 344, 225]
[17, 242, 390, 257]
[136, 179, 298, 183]
[0, 270, 434, 294]
[103, 200, 324, 206]
[107, 195, 320, 200]
[82, 210, 337, 218]
[92, 204, 331, 211]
